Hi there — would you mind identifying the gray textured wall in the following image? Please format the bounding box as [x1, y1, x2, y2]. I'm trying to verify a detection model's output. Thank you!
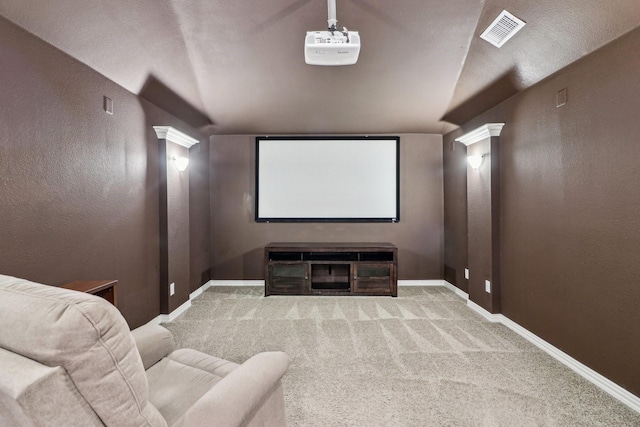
[0, 16, 206, 328]
[444, 26, 640, 396]
[209, 134, 444, 281]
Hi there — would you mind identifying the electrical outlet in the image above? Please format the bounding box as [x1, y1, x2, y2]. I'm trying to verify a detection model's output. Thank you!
[464, 268, 469, 280]
[170, 282, 175, 296]
[485, 280, 491, 293]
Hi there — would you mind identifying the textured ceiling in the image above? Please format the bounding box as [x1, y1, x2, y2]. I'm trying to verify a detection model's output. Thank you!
[1, 1, 640, 135]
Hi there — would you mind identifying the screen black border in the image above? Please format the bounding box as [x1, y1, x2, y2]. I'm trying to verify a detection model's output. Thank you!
[255, 136, 400, 223]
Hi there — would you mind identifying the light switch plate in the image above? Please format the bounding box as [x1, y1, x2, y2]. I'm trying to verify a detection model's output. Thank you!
[103, 96, 113, 114]
[557, 88, 568, 108]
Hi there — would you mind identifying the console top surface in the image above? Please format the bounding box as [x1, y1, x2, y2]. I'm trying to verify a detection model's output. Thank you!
[266, 242, 396, 249]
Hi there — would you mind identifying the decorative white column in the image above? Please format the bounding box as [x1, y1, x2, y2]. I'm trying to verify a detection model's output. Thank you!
[154, 126, 200, 314]
[153, 126, 200, 148]
[456, 123, 504, 314]
[455, 123, 505, 146]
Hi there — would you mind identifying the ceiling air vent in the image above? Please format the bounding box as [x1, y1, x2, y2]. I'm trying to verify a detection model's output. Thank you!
[480, 10, 526, 48]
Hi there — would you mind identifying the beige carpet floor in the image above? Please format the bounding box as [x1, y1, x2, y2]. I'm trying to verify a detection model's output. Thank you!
[163, 286, 640, 426]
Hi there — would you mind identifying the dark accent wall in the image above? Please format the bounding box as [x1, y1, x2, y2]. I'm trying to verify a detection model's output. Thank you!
[443, 140, 468, 292]
[444, 27, 640, 396]
[210, 134, 443, 281]
[0, 16, 208, 328]
[189, 140, 211, 292]
[158, 140, 191, 314]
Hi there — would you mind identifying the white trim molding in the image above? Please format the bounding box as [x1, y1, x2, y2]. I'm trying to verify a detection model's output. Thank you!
[149, 277, 640, 413]
[210, 280, 265, 287]
[450, 286, 640, 414]
[149, 299, 192, 325]
[189, 281, 213, 300]
[466, 299, 502, 322]
[149, 280, 264, 324]
[498, 315, 640, 413]
[149, 280, 215, 324]
[153, 126, 200, 148]
[455, 123, 505, 146]
[400, 280, 470, 300]
[440, 281, 470, 300]
[399, 280, 445, 287]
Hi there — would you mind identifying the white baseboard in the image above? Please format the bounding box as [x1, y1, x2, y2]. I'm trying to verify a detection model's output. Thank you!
[148, 299, 192, 325]
[189, 281, 213, 300]
[399, 279, 443, 287]
[449, 283, 640, 414]
[399, 280, 469, 300]
[150, 280, 266, 324]
[150, 279, 455, 323]
[149, 277, 640, 413]
[440, 280, 470, 300]
[498, 315, 640, 412]
[466, 299, 502, 323]
[209, 280, 265, 287]
[148, 280, 217, 325]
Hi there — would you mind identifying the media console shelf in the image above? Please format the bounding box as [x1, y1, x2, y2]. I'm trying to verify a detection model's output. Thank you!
[264, 242, 397, 297]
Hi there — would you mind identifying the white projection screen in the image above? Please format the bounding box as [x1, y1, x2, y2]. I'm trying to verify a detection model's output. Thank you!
[256, 136, 400, 222]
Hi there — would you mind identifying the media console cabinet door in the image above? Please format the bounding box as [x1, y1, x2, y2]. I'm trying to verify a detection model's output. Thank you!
[268, 263, 309, 294]
[353, 263, 393, 295]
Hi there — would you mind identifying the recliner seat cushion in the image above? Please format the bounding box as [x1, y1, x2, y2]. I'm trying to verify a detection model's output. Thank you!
[145, 348, 239, 426]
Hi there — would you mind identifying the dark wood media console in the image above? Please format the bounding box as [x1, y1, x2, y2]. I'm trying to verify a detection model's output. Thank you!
[264, 242, 397, 297]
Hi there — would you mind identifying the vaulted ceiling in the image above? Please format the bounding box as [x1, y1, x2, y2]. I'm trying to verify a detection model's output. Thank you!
[2, 1, 640, 135]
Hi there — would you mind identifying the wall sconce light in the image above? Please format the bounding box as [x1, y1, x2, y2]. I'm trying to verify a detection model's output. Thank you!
[467, 155, 484, 170]
[173, 156, 189, 172]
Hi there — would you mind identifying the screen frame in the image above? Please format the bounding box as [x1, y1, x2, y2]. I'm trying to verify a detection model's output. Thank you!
[255, 136, 400, 223]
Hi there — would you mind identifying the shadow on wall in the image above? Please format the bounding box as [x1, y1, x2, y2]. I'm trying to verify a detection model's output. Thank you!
[397, 248, 442, 280]
[138, 76, 211, 318]
[243, 248, 264, 279]
[139, 75, 215, 134]
[443, 69, 520, 126]
[212, 248, 264, 281]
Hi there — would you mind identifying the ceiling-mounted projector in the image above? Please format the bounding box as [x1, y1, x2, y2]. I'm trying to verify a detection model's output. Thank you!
[305, 0, 360, 66]
[305, 31, 360, 66]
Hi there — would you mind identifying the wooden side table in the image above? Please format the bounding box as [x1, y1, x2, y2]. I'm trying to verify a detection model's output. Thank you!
[61, 280, 118, 307]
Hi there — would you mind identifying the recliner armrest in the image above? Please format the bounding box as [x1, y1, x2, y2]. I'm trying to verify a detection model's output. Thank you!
[131, 323, 175, 370]
[182, 351, 291, 427]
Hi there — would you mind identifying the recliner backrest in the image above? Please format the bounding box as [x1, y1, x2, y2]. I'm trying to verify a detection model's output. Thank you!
[0, 275, 166, 426]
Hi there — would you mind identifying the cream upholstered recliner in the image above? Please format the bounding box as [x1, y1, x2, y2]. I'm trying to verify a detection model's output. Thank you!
[0, 275, 291, 426]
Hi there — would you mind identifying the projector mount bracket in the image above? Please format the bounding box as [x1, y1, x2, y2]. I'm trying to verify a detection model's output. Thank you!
[327, 0, 350, 41]
[304, 0, 360, 66]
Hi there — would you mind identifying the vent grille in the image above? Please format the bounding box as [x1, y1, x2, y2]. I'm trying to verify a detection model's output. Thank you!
[480, 10, 526, 48]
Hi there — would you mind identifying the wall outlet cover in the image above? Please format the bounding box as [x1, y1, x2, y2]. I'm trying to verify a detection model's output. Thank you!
[170, 282, 175, 296]
[464, 268, 469, 280]
[485, 280, 491, 293]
